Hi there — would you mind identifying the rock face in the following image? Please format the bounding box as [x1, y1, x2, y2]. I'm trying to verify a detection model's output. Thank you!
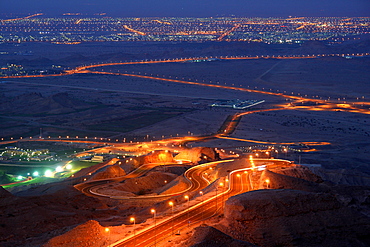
[259, 169, 328, 193]
[186, 225, 257, 247]
[114, 171, 177, 195]
[175, 147, 219, 164]
[0, 186, 14, 199]
[272, 165, 323, 183]
[44, 220, 107, 247]
[223, 189, 370, 247]
[0, 187, 113, 247]
[144, 150, 175, 164]
[308, 167, 370, 186]
[90, 164, 126, 180]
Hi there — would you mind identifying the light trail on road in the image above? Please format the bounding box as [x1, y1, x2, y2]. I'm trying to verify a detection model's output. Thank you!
[217, 24, 241, 41]
[0, 13, 43, 22]
[114, 160, 291, 246]
[123, 25, 146, 35]
[218, 136, 330, 146]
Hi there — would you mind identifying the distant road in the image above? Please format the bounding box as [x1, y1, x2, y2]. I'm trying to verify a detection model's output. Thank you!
[0, 13, 43, 22]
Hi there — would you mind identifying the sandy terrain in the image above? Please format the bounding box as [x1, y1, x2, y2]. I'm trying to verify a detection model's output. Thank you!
[0, 40, 369, 246]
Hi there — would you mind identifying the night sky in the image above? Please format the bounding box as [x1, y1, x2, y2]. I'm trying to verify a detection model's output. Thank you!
[0, 0, 369, 17]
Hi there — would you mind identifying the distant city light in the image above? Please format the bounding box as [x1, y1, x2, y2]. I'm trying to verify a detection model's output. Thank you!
[33, 171, 39, 176]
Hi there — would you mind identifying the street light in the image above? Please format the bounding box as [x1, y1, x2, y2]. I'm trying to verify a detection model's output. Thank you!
[265, 179, 270, 189]
[184, 195, 190, 227]
[151, 209, 156, 246]
[105, 228, 110, 246]
[219, 182, 224, 210]
[130, 217, 136, 246]
[199, 191, 204, 223]
[169, 201, 174, 235]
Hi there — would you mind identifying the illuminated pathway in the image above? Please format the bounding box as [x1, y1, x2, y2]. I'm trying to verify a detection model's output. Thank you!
[1, 54, 369, 245]
[2, 53, 369, 116]
[113, 159, 292, 247]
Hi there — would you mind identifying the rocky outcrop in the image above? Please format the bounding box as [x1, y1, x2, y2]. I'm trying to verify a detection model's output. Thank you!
[223, 189, 370, 247]
[143, 150, 174, 164]
[155, 175, 190, 195]
[308, 167, 370, 186]
[128, 150, 175, 168]
[186, 225, 257, 247]
[272, 165, 323, 183]
[0, 186, 14, 199]
[259, 169, 328, 193]
[90, 164, 126, 180]
[0, 186, 115, 246]
[114, 171, 177, 195]
[44, 220, 107, 247]
[175, 147, 219, 164]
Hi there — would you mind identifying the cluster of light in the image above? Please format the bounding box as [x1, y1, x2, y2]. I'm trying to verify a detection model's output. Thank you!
[0, 16, 368, 43]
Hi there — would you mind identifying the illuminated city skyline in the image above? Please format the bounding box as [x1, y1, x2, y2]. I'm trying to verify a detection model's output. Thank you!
[0, 16, 368, 43]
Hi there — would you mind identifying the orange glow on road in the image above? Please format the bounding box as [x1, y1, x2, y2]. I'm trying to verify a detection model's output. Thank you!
[217, 24, 241, 41]
[0, 54, 368, 154]
[218, 136, 330, 147]
[153, 20, 172, 25]
[123, 25, 146, 35]
[1, 13, 43, 22]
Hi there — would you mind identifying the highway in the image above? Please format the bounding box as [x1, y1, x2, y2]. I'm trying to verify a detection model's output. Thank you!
[2, 57, 369, 116]
[76, 159, 234, 200]
[1, 53, 369, 117]
[75, 162, 163, 197]
[112, 160, 278, 247]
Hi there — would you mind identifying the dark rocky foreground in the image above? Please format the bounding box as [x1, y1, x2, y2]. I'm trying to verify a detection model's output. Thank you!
[188, 167, 370, 247]
[223, 189, 370, 247]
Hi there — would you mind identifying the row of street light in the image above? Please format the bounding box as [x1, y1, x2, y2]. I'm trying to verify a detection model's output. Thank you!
[111, 162, 270, 246]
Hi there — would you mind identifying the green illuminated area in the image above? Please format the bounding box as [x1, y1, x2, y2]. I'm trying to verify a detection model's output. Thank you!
[0, 143, 100, 188]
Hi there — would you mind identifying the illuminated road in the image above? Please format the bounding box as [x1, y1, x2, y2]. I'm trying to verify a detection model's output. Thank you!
[0, 46, 368, 246]
[123, 25, 146, 35]
[1, 53, 369, 115]
[217, 24, 241, 41]
[77, 159, 234, 200]
[113, 159, 290, 246]
[75, 162, 171, 198]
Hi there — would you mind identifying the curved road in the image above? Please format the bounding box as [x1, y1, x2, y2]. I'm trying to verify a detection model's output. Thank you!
[113, 159, 291, 246]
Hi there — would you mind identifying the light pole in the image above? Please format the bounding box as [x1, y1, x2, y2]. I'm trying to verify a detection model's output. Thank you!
[265, 179, 270, 189]
[219, 182, 224, 210]
[184, 195, 190, 227]
[169, 201, 174, 235]
[236, 173, 241, 191]
[199, 191, 204, 223]
[130, 217, 136, 246]
[215, 183, 218, 212]
[151, 209, 156, 246]
[105, 227, 110, 246]
[265, 151, 270, 158]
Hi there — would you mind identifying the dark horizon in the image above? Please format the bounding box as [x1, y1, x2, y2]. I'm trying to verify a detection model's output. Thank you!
[0, 0, 369, 18]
